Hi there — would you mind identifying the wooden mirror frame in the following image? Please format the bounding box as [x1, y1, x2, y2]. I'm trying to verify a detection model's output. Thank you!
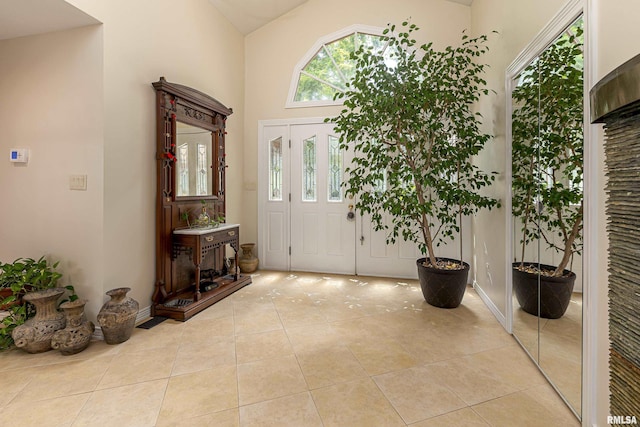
[151, 77, 232, 308]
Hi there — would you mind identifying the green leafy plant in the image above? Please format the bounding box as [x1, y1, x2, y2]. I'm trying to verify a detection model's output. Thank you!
[511, 18, 583, 277]
[330, 21, 500, 269]
[0, 256, 68, 350]
[180, 201, 225, 229]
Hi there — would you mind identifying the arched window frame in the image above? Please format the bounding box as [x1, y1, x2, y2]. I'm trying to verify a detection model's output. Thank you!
[286, 24, 386, 109]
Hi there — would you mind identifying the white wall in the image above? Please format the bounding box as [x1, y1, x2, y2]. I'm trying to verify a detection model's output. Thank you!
[21, 0, 244, 320]
[0, 25, 105, 317]
[243, 0, 472, 247]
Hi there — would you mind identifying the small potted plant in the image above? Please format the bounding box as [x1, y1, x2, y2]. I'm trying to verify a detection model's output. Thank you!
[0, 256, 73, 350]
[180, 200, 225, 229]
[330, 21, 500, 308]
[511, 21, 583, 319]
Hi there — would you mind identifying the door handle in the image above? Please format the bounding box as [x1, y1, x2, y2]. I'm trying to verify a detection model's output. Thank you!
[347, 204, 355, 221]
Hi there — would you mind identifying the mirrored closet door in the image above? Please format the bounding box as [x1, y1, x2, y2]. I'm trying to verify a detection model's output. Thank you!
[508, 2, 584, 420]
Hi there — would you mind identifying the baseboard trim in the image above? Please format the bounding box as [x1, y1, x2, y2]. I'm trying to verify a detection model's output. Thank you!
[473, 280, 507, 329]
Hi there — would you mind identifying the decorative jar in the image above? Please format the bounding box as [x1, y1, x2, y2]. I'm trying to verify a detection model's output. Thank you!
[12, 288, 66, 353]
[238, 243, 259, 273]
[97, 287, 139, 344]
[52, 299, 95, 355]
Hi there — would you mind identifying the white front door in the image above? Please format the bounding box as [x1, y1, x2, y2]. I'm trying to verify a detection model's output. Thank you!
[289, 123, 356, 274]
[259, 119, 425, 279]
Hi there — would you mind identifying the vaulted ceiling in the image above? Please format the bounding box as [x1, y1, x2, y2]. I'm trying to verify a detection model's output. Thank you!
[0, 0, 97, 41]
[209, 0, 473, 34]
[0, 0, 473, 40]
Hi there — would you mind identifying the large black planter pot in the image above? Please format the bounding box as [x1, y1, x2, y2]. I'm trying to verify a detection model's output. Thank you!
[417, 258, 470, 308]
[512, 262, 576, 319]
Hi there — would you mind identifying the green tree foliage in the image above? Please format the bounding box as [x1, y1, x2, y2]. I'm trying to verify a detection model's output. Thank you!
[511, 18, 584, 276]
[330, 21, 500, 269]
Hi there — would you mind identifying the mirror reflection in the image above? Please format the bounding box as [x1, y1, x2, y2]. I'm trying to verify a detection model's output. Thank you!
[511, 15, 584, 417]
[176, 121, 213, 197]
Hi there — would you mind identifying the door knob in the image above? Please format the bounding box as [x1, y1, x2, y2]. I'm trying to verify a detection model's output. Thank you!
[347, 204, 355, 221]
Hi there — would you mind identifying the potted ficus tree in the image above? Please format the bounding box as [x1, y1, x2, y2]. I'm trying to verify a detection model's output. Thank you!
[511, 20, 583, 319]
[330, 21, 500, 308]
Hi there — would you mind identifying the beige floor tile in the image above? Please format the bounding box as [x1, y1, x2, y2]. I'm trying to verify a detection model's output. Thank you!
[158, 364, 239, 422]
[409, 407, 490, 426]
[469, 344, 547, 391]
[96, 346, 176, 389]
[231, 288, 278, 309]
[315, 299, 370, 322]
[524, 383, 581, 425]
[273, 297, 328, 327]
[428, 323, 514, 356]
[0, 365, 35, 407]
[239, 391, 323, 427]
[422, 356, 518, 406]
[181, 317, 235, 341]
[234, 307, 283, 335]
[346, 336, 419, 376]
[538, 353, 582, 413]
[311, 378, 405, 427]
[171, 335, 236, 376]
[191, 297, 235, 321]
[237, 354, 308, 405]
[394, 330, 463, 364]
[11, 356, 112, 402]
[284, 322, 341, 352]
[0, 393, 90, 427]
[330, 315, 393, 342]
[73, 379, 167, 427]
[374, 365, 467, 423]
[115, 325, 183, 355]
[365, 309, 436, 336]
[296, 345, 368, 389]
[236, 329, 294, 364]
[0, 342, 117, 371]
[0, 271, 580, 427]
[472, 386, 580, 427]
[157, 408, 239, 427]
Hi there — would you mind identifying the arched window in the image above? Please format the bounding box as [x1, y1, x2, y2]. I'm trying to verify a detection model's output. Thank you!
[286, 25, 394, 108]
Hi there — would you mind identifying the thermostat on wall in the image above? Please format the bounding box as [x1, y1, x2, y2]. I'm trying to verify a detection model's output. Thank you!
[9, 148, 29, 163]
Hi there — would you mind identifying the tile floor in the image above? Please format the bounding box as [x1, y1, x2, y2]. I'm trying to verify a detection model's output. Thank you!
[0, 271, 581, 427]
[513, 293, 583, 413]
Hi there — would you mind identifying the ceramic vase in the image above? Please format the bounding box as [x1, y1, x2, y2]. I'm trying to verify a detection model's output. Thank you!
[238, 243, 259, 273]
[12, 288, 66, 353]
[97, 287, 139, 345]
[52, 299, 95, 355]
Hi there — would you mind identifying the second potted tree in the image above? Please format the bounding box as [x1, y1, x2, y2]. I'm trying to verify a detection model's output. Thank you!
[511, 19, 583, 319]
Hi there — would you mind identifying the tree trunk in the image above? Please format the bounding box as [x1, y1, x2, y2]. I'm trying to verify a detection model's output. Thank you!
[554, 203, 583, 276]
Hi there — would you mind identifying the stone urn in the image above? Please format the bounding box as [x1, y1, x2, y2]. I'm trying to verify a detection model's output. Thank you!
[97, 287, 139, 345]
[12, 288, 66, 353]
[52, 299, 95, 355]
[238, 243, 259, 273]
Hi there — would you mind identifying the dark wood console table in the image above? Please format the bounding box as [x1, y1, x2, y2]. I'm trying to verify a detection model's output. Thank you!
[152, 224, 252, 321]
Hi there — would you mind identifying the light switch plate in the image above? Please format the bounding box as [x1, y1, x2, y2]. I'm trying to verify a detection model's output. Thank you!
[69, 174, 87, 191]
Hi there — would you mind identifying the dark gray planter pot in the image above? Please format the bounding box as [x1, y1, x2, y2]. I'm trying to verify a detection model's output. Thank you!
[417, 258, 469, 308]
[512, 262, 576, 319]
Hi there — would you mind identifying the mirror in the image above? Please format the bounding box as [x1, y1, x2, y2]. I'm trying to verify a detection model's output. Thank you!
[510, 14, 584, 419]
[176, 121, 214, 198]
